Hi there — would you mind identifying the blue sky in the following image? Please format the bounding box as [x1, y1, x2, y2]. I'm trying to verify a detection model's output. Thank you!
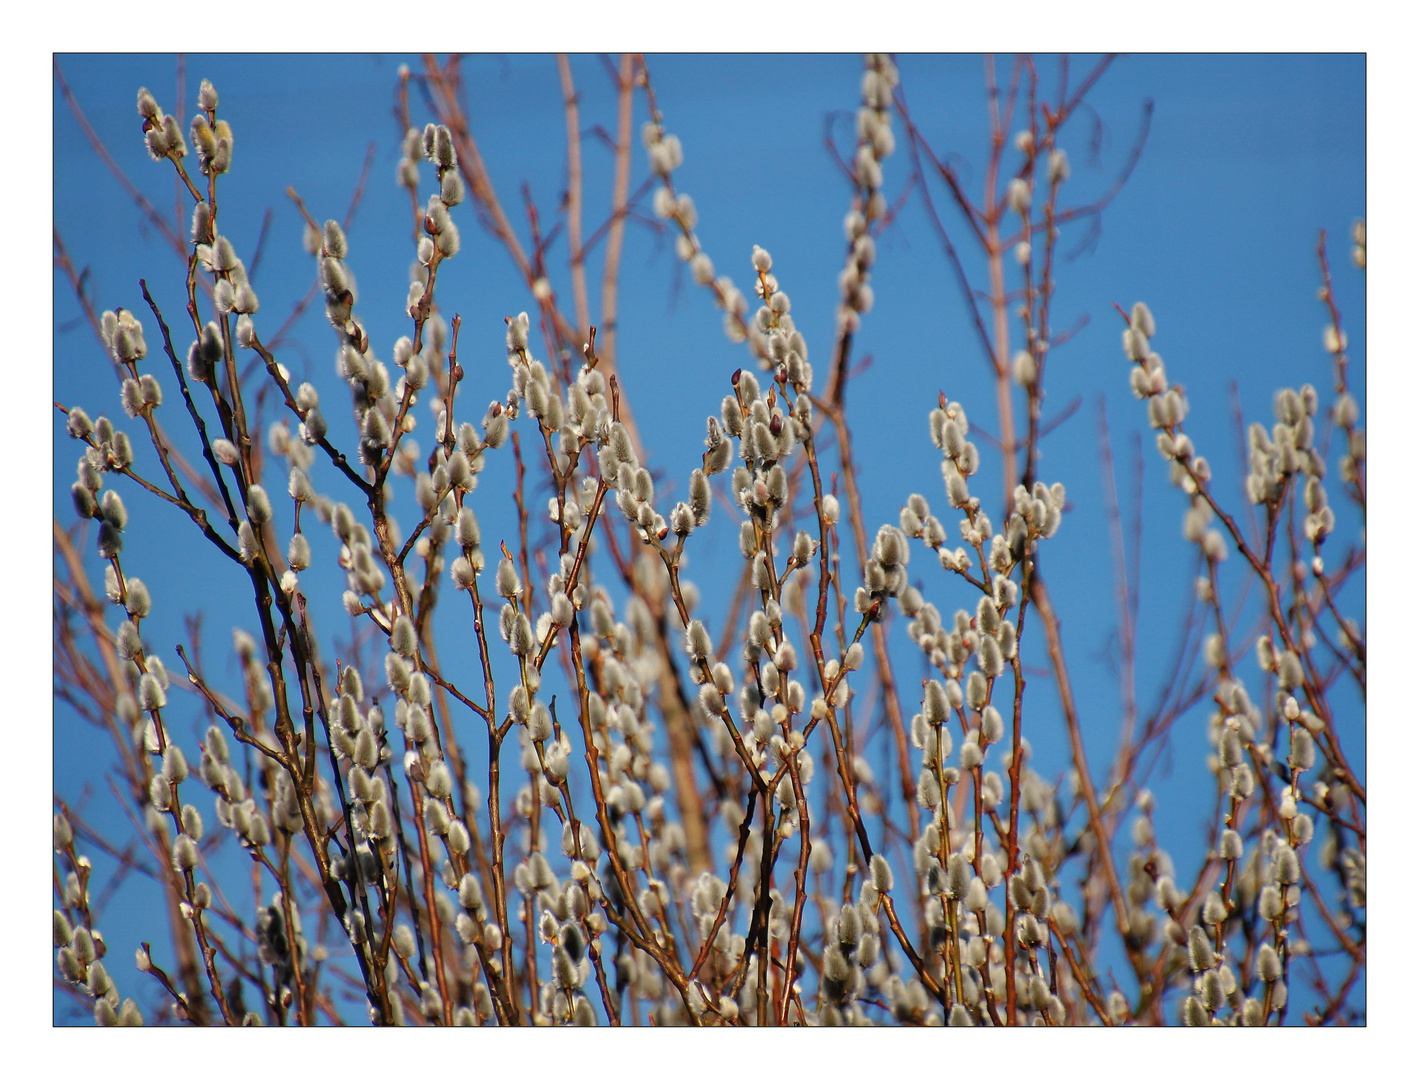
[50, 50, 1365, 1028]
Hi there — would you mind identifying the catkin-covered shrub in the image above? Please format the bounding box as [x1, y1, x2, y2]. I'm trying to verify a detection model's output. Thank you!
[53, 54, 1364, 1027]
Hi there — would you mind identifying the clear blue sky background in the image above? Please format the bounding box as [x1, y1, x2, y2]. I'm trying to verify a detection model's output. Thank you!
[52, 53, 1364, 1024]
